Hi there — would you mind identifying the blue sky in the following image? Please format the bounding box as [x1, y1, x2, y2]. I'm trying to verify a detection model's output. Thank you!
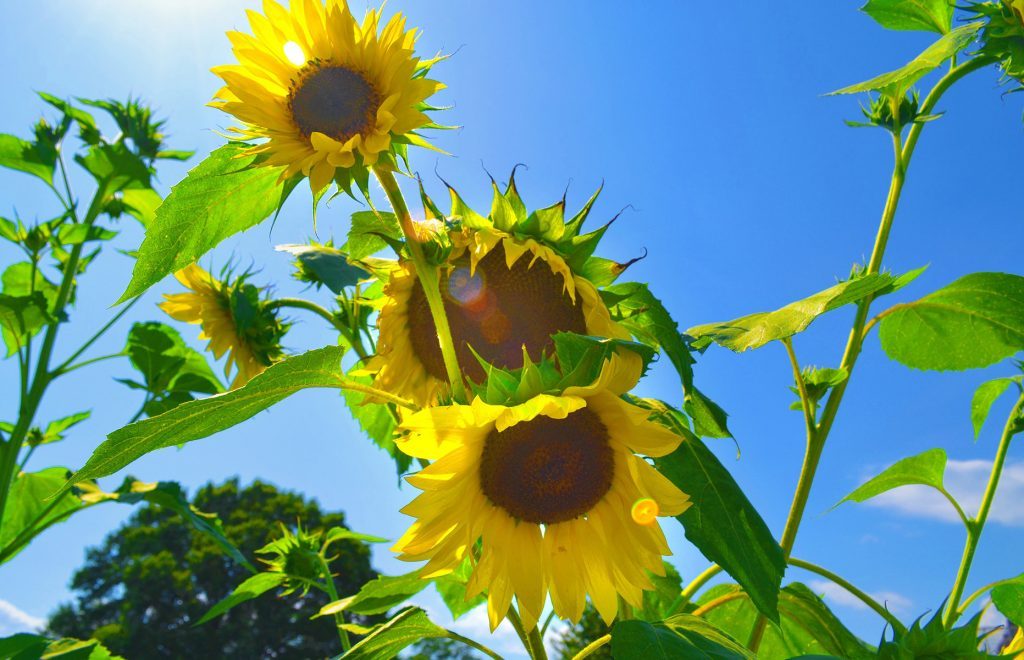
[1, 0, 1022, 655]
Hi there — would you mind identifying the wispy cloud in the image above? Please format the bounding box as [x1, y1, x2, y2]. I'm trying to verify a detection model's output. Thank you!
[863, 459, 1024, 527]
[0, 599, 44, 634]
[808, 580, 912, 614]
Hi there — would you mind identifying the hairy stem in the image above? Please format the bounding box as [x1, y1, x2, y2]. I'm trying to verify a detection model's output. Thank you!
[943, 392, 1024, 626]
[571, 634, 611, 660]
[372, 166, 467, 402]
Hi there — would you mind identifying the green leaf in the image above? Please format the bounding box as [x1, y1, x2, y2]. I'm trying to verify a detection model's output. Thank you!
[0, 133, 55, 185]
[37, 411, 91, 446]
[323, 570, 430, 616]
[74, 143, 151, 192]
[341, 607, 446, 660]
[689, 272, 906, 353]
[276, 243, 365, 294]
[123, 322, 222, 406]
[120, 188, 163, 228]
[991, 580, 1024, 628]
[70, 346, 348, 484]
[0, 468, 82, 563]
[0, 292, 53, 356]
[611, 616, 754, 659]
[861, 0, 955, 34]
[196, 572, 287, 625]
[971, 377, 1022, 439]
[829, 23, 982, 96]
[878, 272, 1024, 371]
[344, 210, 403, 259]
[603, 282, 696, 390]
[634, 562, 684, 622]
[685, 386, 733, 439]
[118, 143, 287, 303]
[321, 526, 388, 548]
[434, 557, 485, 620]
[639, 398, 785, 621]
[56, 224, 118, 246]
[700, 584, 874, 659]
[835, 448, 951, 508]
[0, 633, 123, 660]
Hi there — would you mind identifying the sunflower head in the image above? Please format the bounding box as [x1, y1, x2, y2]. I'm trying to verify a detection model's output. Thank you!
[370, 172, 647, 406]
[971, 1, 1024, 87]
[211, 0, 447, 195]
[392, 358, 690, 631]
[258, 522, 325, 596]
[159, 264, 288, 389]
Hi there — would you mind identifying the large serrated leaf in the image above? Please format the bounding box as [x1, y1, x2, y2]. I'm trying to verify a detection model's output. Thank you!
[878, 272, 1024, 371]
[341, 607, 446, 660]
[118, 143, 289, 302]
[689, 271, 916, 353]
[69, 346, 348, 484]
[639, 398, 785, 621]
[611, 616, 754, 659]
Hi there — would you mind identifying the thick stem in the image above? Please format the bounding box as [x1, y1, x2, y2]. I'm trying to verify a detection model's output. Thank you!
[528, 623, 549, 660]
[670, 564, 724, 615]
[506, 607, 537, 659]
[692, 591, 748, 617]
[749, 56, 995, 652]
[372, 167, 468, 402]
[943, 392, 1024, 627]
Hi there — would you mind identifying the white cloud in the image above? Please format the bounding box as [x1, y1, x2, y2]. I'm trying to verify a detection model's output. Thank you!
[808, 580, 912, 614]
[864, 459, 1024, 527]
[0, 599, 44, 634]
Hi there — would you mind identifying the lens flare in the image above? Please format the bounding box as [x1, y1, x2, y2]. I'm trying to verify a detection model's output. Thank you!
[631, 497, 659, 525]
[447, 267, 486, 307]
[283, 41, 307, 67]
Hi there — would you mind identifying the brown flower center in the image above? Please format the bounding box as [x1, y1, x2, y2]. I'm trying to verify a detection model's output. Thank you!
[407, 241, 587, 383]
[479, 408, 613, 524]
[289, 65, 379, 140]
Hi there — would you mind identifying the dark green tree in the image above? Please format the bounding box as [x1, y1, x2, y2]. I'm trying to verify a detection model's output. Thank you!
[47, 478, 375, 659]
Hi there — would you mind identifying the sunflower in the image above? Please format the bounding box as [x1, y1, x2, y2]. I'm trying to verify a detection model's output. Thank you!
[370, 174, 643, 407]
[159, 264, 287, 389]
[391, 356, 691, 631]
[211, 0, 444, 193]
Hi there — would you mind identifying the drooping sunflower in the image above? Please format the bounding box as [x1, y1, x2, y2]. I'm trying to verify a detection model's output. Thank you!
[159, 264, 287, 389]
[371, 173, 643, 407]
[391, 356, 691, 631]
[211, 0, 444, 193]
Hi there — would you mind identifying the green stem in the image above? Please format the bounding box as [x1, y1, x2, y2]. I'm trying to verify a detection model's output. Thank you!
[267, 297, 370, 361]
[506, 607, 538, 659]
[943, 392, 1024, 627]
[958, 576, 1022, 617]
[748, 56, 995, 652]
[670, 564, 724, 615]
[692, 591, 748, 617]
[789, 557, 906, 634]
[540, 609, 557, 638]
[783, 338, 816, 438]
[372, 166, 467, 403]
[317, 554, 351, 652]
[53, 296, 140, 375]
[55, 351, 127, 377]
[528, 623, 549, 660]
[446, 629, 502, 660]
[571, 633, 611, 659]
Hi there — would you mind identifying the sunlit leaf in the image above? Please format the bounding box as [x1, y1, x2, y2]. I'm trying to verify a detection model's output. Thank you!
[70, 346, 348, 484]
[861, 0, 954, 34]
[276, 243, 365, 294]
[0, 133, 55, 185]
[118, 143, 288, 303]
[689, 271, 916, 353]
[433, 557, 485, 620]
[120, 188, 163, 228]
[611, 615, 753, 659]
[835, 448, 954, 511]
[0, 468, 81, 564]
[320, 570, 429, 616]
[971, 377, 1022, 439]
[342, 607, 446, 660]
[878, 273, 1024, 371]
[992, 579, 1024, 628]
[828, 24, 982, 96]
[344, 210, 403, 260]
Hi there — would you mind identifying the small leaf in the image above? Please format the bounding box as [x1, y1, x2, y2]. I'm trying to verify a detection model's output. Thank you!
[689, 272, 906, 353]
[829, 24, 982, 96]
[0, 133, 55, 185]
[433, 557, 485, 620]
[611, 616, 753, 659]
[344, 210, 403, 260]
[991, 580, 1024, 628]
[971, 377, 1021, 439]
[276, 243, 366, 294]
[836, 448, 949, 507]
[861, 0, 955, 34]
[122, 321, 222, 403]
[0, 468, 82, 563]
[325, 570, 430, 616]
[878, 272, 1024, 371]
[0, 292, 53, 356]
[633, 562, 684, 622]
[322, 527, 388, 547]
[118, 143, 288, 303]
[37, 411, 91, 446]
[639, 398, 785, 621]
[342, 607, 446, 660]
[70, 346, 348, 484]
[684, 386, 733, 439]
[196, 572, 287, 625]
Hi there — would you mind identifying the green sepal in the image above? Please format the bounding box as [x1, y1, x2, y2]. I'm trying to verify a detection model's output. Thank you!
[877, 609, 995, 659]
[444, 176, 490, 229]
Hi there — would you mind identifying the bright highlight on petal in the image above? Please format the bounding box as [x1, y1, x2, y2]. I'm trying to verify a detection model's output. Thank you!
[631, 497, 660, 525]
[283, 41, 306, 67]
